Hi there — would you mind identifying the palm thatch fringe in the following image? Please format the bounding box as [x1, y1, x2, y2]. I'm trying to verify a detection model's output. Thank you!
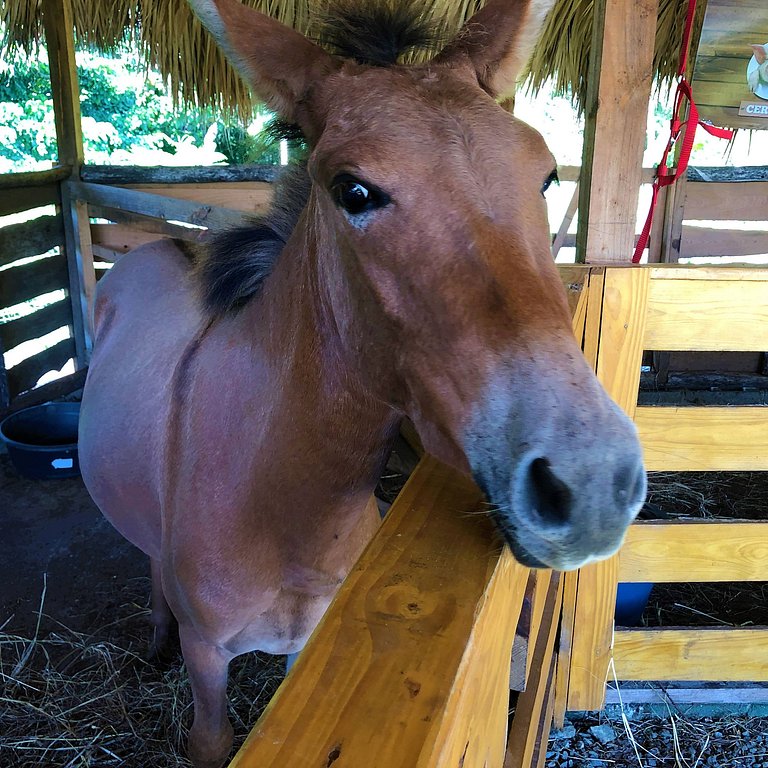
[1, 0, 697, 118]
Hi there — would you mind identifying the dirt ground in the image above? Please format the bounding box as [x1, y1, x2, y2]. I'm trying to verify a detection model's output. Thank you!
[0, 449, 147, 637]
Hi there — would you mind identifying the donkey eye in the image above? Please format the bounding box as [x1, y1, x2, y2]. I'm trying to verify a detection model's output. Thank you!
[541, 169, 559, 196]
[331, 174, 390, 216]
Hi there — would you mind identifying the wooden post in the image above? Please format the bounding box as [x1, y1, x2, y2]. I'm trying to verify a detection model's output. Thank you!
[41, 0, 95, 365]
[576, 0, 659, 263]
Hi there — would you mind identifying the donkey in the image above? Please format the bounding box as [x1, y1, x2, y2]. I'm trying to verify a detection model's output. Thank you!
[78, 0, 646, 764]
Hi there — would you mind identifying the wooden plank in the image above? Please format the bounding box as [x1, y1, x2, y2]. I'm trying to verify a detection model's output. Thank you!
[648, 265, 768, 280]
[81, 164, 281, 184]
[0, 166, 71, 189]
[645, 274, 768, 350]
[605, 686, 768, 706]
[0, 256, 69, 308]
[0, 367, 86, 419]
[684, 181, 768, 221]
[619, 521, 768, 583]
[576, 0, 659, 263]
[69, 181, 250, 231]
[613, 628, 768, 682]
[567, 267, 650, 712]
[89, 221, 189, 252]
[60, 182, 96, 363]
[89, 206, 206, 243]
[582, 269, 605, 368]
[532, 659, 557, 768]
[0, 185, 60, 218]
[41, 0, 83, 170]
[553, 571, 578, 729]
[0, 215, 65, 268]
[504, 574, 562, 768]
[230, 456, 529, 768]
[510, 573, 538, 693]
[7, 337, 76, 398]
[1, 300, 72, 351]
[680, 226, 768, 259]
[124, 182, 274, 215]
[635, 406, 768, 471]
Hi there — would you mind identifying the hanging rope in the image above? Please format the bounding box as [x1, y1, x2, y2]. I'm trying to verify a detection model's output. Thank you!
[632, 0, 734, 263]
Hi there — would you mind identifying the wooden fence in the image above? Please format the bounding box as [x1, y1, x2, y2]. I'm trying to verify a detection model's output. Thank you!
[555, 265, 768, 717]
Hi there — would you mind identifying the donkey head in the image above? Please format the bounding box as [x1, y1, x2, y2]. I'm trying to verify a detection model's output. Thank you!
[189, 0, 646, 571]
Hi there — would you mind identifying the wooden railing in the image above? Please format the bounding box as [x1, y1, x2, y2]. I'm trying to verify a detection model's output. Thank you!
[556, 265, 768, 716]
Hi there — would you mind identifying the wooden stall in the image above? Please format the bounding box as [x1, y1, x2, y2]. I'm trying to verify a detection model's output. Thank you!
[556, 265, 768, 717]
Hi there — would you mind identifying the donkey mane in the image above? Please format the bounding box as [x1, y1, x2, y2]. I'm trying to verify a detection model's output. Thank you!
[196, 1, 442, 319]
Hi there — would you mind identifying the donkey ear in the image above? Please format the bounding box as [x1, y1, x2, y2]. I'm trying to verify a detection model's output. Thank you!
[752, 45, 768, 65]
[188, 0, 339, 126]
[435, 0, 555, 101]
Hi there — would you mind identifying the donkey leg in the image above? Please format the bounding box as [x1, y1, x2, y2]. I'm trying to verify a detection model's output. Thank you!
[148, 557, 175, 660]
[179, 625, 235, 768]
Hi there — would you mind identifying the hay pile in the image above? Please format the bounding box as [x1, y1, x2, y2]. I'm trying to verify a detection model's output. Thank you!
[0, 577, 285, 767]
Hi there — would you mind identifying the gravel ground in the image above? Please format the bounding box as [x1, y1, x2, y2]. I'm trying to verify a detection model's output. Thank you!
[547, 714, 768, 767]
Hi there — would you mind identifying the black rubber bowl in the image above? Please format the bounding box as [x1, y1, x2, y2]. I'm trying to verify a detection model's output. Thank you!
[0, 402, 81, 479]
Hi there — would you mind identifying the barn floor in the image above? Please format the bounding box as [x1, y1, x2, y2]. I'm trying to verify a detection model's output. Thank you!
[0, 447, 147, 636]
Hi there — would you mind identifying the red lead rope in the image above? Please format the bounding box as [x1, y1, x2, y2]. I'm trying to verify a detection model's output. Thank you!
[631, 0, 734, 263]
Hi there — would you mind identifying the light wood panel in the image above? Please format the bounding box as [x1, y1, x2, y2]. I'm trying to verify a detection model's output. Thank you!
[613, 629, 768, 681]
[230, 456, 529, 768]
[684, 181, 768, 221]
[680, 227, 768, 259]
[644, 276, 768, 351]
[619, 521, 768, 582]
[635, 406, 768, 471]
[124, 182, 273, 215]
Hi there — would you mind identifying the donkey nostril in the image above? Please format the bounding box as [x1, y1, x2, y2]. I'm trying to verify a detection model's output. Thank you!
[614, 460, 647, 511]
[527, 457, 573, 528]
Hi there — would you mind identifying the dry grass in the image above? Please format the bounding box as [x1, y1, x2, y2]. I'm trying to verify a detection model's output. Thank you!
[0, 577, 285, 768]
[2, 0, 697, 118]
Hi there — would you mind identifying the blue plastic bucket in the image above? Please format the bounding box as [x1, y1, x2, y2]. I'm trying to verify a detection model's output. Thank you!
[615, 582, 654, 626]
[0, 402, 81, 479]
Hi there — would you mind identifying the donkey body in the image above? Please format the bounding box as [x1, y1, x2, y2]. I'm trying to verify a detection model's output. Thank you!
[79, 1, 646, 765]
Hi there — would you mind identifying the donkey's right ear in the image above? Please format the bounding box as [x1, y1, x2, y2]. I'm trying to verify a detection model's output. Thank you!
[188, 0, 339, 128]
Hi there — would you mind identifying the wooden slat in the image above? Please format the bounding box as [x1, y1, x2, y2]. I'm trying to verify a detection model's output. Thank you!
[504, 574, 562, 768]
[7, 337, 76, 397]
[0, 256, 69, 308]
[613, 628, 768, 682]
[230, 456, 529, 768]
[684, 181, 768, 221]
[68, 181, 250, 231]
[619, 521, 768, 582]
[1, 300, 72, 351]
[635, 406, 768, 471]
[90, 222, 178, 255]
[553, 571, 578, 729]
[0, 166, 71, 189]
[1, 367, 86, 419]
[567, 267, 650, 712]
[0, 215, 64, 268]
[577, 0, 659, 263]
[81, 164, 281, 185]
[645, 275, 768, 351]
[648, 266, 768, 280]
[0, 184, 60, 218]
[124, 182, 273, 215]
[680, 227, 768, 259]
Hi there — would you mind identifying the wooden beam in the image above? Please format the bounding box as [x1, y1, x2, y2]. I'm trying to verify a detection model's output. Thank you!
[1, 300, 72, 351]
[0, 257, 69, 308]
[229, 456, 530, 768]
[0, 368, 87, 419]
[0, 166, 72, 189]
[7, 337, 76, 398]
[69, 181, 249, 231]
[41, 0, 83, 171]
[0, 185, 61, 218]
[635, 406, 768, 471]
[81, 164, 281, 184]
[605, 686, 768, 706]
[619, 521, 768, 583]
[684, 181, 768, 221]
[577, 0, 659, 263]
[124, 182, 273, 215]
[0, 215, 65, 268]
[613, 628, 768, 682]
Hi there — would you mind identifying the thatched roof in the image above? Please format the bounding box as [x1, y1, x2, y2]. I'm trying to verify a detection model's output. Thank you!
[1, 0, 699, 117]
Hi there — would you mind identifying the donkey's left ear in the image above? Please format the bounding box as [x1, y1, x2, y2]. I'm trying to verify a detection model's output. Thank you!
[188, 0, 339, 129]
[435, 0, 555, 101]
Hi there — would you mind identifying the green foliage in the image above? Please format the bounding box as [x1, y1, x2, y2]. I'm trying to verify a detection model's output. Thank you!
[0, 45, 286, 172]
